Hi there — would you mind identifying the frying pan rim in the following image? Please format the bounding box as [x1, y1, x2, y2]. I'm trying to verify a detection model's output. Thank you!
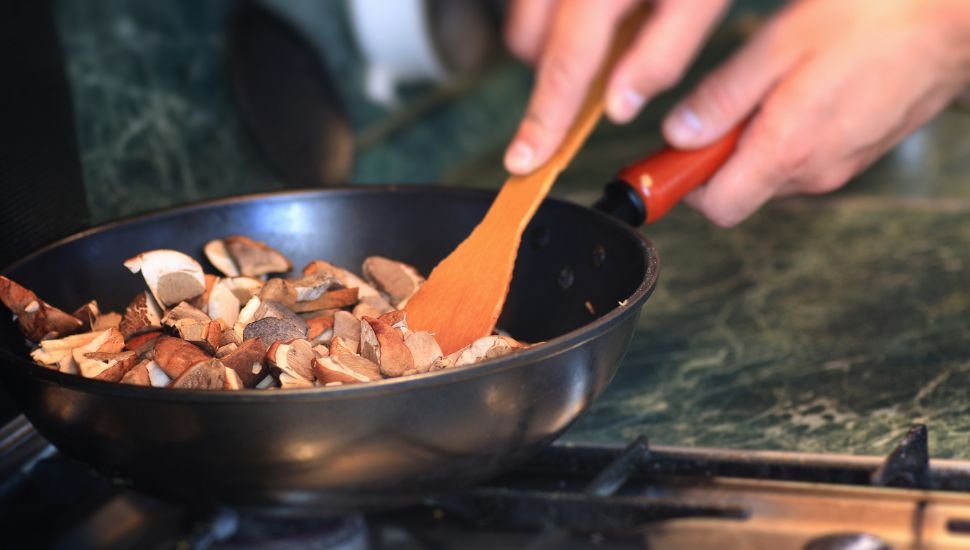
[0, 186, 659, 401]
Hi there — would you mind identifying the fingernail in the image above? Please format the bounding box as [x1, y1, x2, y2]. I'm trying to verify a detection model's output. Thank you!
[505, 141, 534, 173]
[667, 104, 704, 144]
[608, 88, 646, 123]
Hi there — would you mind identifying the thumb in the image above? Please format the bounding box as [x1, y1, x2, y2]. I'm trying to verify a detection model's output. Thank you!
[662, 20, 803, 149]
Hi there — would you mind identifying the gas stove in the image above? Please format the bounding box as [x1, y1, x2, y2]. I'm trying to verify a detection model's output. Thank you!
[2, 414, 970, 549]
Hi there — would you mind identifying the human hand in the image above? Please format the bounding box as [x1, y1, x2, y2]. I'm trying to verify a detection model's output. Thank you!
[502, 0, 729, 172]
[662, 0, 970, 226]
[504, 0, 970, 227]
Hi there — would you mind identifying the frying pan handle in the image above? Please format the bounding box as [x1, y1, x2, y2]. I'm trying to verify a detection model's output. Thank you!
[595, 125, 743, 226]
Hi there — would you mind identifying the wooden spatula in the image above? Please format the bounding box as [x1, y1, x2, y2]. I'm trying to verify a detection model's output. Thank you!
[406, 9, 649, 355]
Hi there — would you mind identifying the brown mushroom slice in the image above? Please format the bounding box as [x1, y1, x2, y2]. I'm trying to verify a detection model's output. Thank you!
[124, 249, 207, 307]
[364, 317, 414, 378]
[203, 239, 240, 277]
[72, 301, 100, 331]
[222, 277, 264, 303]
[153, 336, 211, 379]
[352, 295, 395, 320]
[328, 336, 357, 357]
[207, 281, 241, 328]
[189, 274, 220, 311]
[243, 317, 306, 345]
[31, 330, 104, 365]
[404, 332, 443, 374]
[332, 311, 360, 352]
[0, 275, 84, 341]
[279, 371, 313, 389]
[215, 342, 238, 358]
[77, 351, 138, 381]
[58, 354, 79, 375]
[120, 359, 152, 386]
[359, 319, 380, 365]
[306, 313, 335, 344]
[146, 360, 171, 387]
[181, 320, 223, 355]
[119, 291, 164, 338]
[290, 287, 359, 313]
[311, 344, 330, 358]
[453, 335, 521, 367]
[313, 355, 379, 385]
[219, 337, 266, 387]
[233, 296, 262, 340]
[171, 358, 226, 390]
[124, 330, 162, 355]
[223, 236, 292, 277]
[291, 272, 342, 302]
[362, 257, 425, 306]
[258, 278, 297, 307]
[272, 339, 315, 382]
[92, 312, 122, 331]
[223, 367, 244, 390]
[162, 302, 211, 329]
[303, 260, 382, 299]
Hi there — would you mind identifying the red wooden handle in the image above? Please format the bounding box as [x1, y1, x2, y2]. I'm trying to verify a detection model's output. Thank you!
[616, 125, 744, 224]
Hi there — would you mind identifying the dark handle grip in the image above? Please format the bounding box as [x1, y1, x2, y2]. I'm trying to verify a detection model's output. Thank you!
[615, 125, 743, 224]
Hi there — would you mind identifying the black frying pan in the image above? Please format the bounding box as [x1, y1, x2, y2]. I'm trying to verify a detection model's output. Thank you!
[0, 129, 739, 514]
[0, 187, 655, 514]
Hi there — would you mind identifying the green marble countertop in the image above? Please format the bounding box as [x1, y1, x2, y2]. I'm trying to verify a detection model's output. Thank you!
[56, 1, 970, 458]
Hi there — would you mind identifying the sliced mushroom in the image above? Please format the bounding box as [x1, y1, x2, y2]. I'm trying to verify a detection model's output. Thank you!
[223, 367, 244, 390]
[162, 302, 211, 329]
[313, 354, 381, 385]
[332, 311, 360, 352]
[329, 335, 358, 357]
[189, 274, 220, 311]
[223, 236, 292, 277]
[377, 309, 407, 328]
[243, 317, 306, 345]
[303, 260, 381, 299]
[362, 257, 425, 306]
[220, 338, 267, 388]
[279, 371, 313, 389]
[272, 339, 315, 382]
[352, 295, 395, 319]
[119, 291, 163, 338]
[254, 375, 276, 389]
[291, 271, 342, 302]
[92, 312, 122, 331]
[79, 351, 138, 382]
[290, 287, 359, 313]
[152, 336, 211, 379]
[220, 276, 264, 303]
[453, 335, 521, 367]
[364, 317, 414, 378]
[207, 280, 240, 328]
[359, 319, 380, 365]
[215, 342, 238, 358]
[0, 275, 83, 341]
[124, 249, 207, 307]
[311, 344, 330, 358]
[146, 360, 171, 387]
[306, 312, 335, 343]
[404, 332, 443, 374]
[253, 300, 307, 334]
[124, 330, 163, 356]
[258, 278, 297, 307]
[203, 239, 240, 277]
[171, 358, 226, 390]
[234, 296, 262, 340]
[30, 330, 105, 365]
[120, 359, 152, 386]
[71, 300, 100, 331]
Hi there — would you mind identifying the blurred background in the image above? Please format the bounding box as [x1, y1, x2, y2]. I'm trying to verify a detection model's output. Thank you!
[52, 0, 785, 225]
